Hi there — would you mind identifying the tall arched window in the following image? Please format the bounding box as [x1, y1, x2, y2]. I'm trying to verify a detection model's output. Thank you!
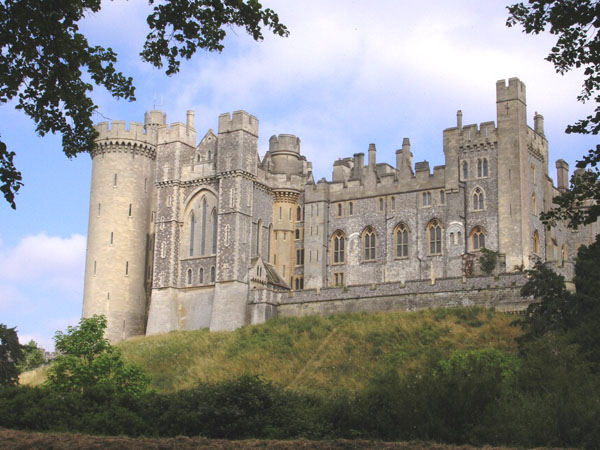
[395, 223, 409, 258]
[187, 269, 193, 285]
[533, 230, 540, 254]
[256, 219, 262, 255]
[349, 202, 354, 216]
[427, 219, 442, 255]
[477, 159, 483, 177]
[362, 227, 376, 261]
[210, 266, 216, 283]
[297, 206, 302, 221]
[470, 226, 486, 251]
[199, 267, 204, 284]
[473, 188, 484, 211]
[201, 198, 207, 255]
[462, 161, 468, 180]
[338, 203, 343, 217]
[268, 224, 272, 262]
[332, 230, 345, 264]
[189, 212, 195, 256]
[483, 158, 488, 177]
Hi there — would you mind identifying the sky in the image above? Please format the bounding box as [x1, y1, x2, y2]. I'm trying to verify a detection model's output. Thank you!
[0, 0, 597, 351]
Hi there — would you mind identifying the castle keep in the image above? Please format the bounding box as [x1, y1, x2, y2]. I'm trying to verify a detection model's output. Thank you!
[82, 78, 599, 342]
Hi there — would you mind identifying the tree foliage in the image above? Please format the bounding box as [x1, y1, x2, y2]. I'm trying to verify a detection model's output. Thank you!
[0, 0, 288, 209]
[46, 315, 148, 396]
[0, 324, 23, 386]
[507, 1, 600, 228]
[17, 339, 45, 372]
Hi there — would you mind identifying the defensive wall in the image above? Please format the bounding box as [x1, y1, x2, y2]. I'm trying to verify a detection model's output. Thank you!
[248, 272, 530, 324]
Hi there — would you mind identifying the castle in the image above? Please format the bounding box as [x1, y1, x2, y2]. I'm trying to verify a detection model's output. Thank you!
[82, 78, 599, 342]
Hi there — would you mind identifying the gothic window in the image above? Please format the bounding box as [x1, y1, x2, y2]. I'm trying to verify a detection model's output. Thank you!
[297, 206, 302, 222]
[477, 159, 489, 177]
[533, 230, 540, 255]
[362, 227, 376, 261]
[427, 219, 442, 255]
[199, 267, 204, 284]
[483, 158, 488, 177]
[471, 226, 486, 251]
[422, 191, 432, 206]
[462, 162, 468, 180]
[200, 198, 207, 254]
[472, 188, 484, 211]
[349, 202, 354, 216]
[395, 223, 409, 258]
[332, 230, 346, 264]
[187, 269, 193, 285]
[210, 266, 216, 283]
[189, 212, 195, 256]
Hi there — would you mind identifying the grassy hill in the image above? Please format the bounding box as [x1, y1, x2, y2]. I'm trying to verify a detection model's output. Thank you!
[117, 307, 521, 394]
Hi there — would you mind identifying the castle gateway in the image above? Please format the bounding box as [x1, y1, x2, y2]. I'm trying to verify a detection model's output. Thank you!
[82, 78, 599, 342]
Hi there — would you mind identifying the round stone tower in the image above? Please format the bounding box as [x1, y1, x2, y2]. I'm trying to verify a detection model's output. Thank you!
[82, 112, 163, 342]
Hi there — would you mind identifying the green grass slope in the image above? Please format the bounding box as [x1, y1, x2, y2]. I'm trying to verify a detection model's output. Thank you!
[118, 307, 521, 394]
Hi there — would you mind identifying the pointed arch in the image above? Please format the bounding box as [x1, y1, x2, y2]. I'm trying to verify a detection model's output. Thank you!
[470, 226, 486, 251]
[472, 187, 485, 211]
[331, 230, 346, 264]
[362, 226, 376, 261]
[394, 222, 409, 258]
[427, 219, 443, 255]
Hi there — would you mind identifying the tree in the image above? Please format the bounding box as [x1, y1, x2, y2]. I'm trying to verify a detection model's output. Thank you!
[17, 339, 45, 372]
[0, 324, 23, 386]
[0, 0, 288, 209]
[507, 1, 600, 228]
[46, 315, 148, 396]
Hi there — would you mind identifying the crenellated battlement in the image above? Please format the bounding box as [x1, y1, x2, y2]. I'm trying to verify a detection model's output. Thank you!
[95, 120, 158, 143]
[218, 110, 259, 136]
[269, 134, 300, 154]
[496, 77, 527, 104]
[157, 122, 196, 147]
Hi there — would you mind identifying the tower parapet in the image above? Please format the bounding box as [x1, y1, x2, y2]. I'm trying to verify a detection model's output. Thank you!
[218, 110, 258, 136]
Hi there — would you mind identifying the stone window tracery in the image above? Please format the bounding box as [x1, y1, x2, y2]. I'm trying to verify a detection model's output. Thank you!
[362, 227, 376, 261]
[472, 188, 485, 211]
[427, 219, 442, 255]
[422, 191, 432, 206]
[332, 230, 346, 264]
[395, 223, 409, 258]
[470, 226, 486, 251]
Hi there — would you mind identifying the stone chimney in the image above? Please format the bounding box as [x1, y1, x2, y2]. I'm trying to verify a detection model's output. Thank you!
[556, 159, 569, 192]
[368, 143, 376, 169]
[534, 112, 544, 136]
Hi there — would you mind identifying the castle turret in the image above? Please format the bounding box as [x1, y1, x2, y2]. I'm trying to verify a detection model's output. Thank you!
[82, 116, 160, 342]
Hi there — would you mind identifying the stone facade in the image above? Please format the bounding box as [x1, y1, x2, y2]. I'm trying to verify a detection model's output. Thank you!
[82, 78, 599, 342]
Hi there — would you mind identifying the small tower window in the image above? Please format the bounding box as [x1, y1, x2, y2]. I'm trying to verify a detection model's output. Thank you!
[439, 190, 445, 204]
[97, 203, 101, 217]
[533, 231, 540, 255]
[125, 261, 129, 276]
[297, 206, 302, 222]
[210, 266, 216, 283]
[473, 188, 484, 211]
[93, 260, 97, 275]
[379, 198, 384, 211]
[391, 196, 395, 210]
[349, 202, 354, 216]
[113, 173, 117, 187]
[199, 267, 204, 283]
[110, 232, 114, 245]
[338, 203, 343, 217]
[128, 203, 132, 217]
[483, 158, 488, 177]
[462, 162, 468, 180]
[187, 268, 192, 285]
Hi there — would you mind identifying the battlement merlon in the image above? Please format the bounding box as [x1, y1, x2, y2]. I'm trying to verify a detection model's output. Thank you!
[269, 134, 301, 155]
[157, 122, 197, 147]
[496, 77, 527, 105]
[95, 120, 158, 146]
[218, 110, 259, 137]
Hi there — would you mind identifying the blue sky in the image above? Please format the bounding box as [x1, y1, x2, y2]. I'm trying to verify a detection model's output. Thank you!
[0, 0, 597, 351]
